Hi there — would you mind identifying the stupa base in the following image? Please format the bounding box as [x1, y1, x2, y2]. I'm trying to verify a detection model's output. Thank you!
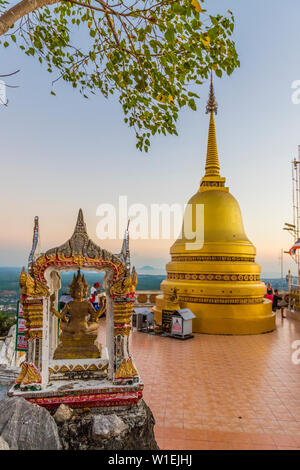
[154, 298, 275, 335]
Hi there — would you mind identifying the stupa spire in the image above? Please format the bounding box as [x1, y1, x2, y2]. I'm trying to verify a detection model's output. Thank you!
[204, 73, 220, 177]
[206, 72, 218, 114]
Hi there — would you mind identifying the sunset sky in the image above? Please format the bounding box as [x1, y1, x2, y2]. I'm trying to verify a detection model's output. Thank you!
[1, 0, 300, 277]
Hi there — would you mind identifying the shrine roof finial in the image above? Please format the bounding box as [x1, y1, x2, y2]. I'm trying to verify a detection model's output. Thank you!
[73, 208, 87, 235]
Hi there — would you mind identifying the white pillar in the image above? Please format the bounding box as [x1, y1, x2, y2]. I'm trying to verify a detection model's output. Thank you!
[106, 293, 114, 381]
[41, 297, 50, 388]
[50, 290, 59, 357]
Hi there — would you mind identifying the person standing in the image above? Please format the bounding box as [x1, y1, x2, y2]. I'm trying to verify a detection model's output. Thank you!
[266, 283, 273, 295]
[265, 283, 274, 301]
[90, 282, 101, 312]
[90, 281, 100, 297]
[272, 289, 282, 312]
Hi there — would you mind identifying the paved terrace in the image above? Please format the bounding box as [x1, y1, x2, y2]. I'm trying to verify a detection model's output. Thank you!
[128, 312, 300, 450]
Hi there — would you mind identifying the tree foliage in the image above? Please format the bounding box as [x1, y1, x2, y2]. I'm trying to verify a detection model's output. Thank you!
[0, 311, 16, 336]
[0, 0, 239, 150]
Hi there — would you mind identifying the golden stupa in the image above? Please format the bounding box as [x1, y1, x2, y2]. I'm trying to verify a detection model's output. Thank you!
[153, 76, 275, 335]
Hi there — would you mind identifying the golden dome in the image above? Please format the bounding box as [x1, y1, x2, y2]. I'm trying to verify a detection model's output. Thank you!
[171, 189, 255, 257]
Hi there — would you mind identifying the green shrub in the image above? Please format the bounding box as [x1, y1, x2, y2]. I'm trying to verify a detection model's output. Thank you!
[0, 312, 16, 337]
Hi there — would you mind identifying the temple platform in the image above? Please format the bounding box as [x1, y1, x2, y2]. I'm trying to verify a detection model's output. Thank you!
[131, 311, 300, 450]
[7, 312, 300, 449]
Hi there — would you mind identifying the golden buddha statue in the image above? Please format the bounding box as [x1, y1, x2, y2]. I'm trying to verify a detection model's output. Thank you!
[50, 270, 101, 359]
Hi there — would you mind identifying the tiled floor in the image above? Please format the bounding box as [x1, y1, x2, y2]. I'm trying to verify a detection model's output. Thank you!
[128, 311, 300, 450]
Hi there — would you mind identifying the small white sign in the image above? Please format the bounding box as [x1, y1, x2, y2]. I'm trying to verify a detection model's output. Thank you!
[172, 316, 183, 335]
[18, 317, 26, 333]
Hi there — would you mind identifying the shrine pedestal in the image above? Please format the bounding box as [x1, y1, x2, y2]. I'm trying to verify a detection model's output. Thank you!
[48, 348, 109, 381]
[8, 378, 144, 411]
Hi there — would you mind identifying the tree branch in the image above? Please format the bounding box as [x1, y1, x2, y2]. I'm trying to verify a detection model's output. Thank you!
[0, 69, 20, 77]
[0, 0, 58, 36]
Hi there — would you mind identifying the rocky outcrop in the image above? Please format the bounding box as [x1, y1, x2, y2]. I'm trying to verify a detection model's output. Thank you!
[0, 364, 19, 385]
[0, 397, 61, 450]
[0, 326, 17, 367]
[57, 400, 159, 450]
[0, 396, 158, 450]
[0, 381, 10, 401]
[92, 414, 127, 440]
[54, 404, 73, 424]
[0, 436, 9, 450]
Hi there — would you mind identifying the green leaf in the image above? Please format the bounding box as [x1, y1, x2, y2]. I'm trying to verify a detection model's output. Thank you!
[165, 28, 175, 44]
[188, 98, 197, 111]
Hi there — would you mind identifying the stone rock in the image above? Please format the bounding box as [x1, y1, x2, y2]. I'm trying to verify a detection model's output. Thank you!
[0, 326, 17, 367]
[54, 404, 73, 424]
[0, 364, 20, 385]
[92, 414, 127, 440]
[0, 436, 9, 450]
[0, 397, 61, 450]
[57, 399, 159, 450]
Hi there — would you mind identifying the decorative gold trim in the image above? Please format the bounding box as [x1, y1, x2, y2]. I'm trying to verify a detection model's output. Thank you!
[114, 327, 131, 337]
[115, 357, 138, 379]
[15, 362, 41, 386]
[171, 256, 255, 262]
[48, 361, 107, 375]
[22, 298, 44, 330]
[110, 267, 137, 297]
[32, 211, 125, 284]
[167, 273, 260, 282]
[179, 295, 264, 305]
[33, 252, 124, 284]
[19, 267, 49, 297]
[113, 302, 134, 325]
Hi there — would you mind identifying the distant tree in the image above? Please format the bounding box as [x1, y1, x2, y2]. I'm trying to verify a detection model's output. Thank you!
[0, 312, 16, 336]
[0, 0, 239, 150]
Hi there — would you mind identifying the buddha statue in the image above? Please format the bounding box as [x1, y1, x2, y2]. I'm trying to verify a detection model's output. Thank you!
[50, 270, 101, 359]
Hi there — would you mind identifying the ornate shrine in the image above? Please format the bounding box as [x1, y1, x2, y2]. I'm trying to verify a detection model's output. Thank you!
[9, 210, 142, 410]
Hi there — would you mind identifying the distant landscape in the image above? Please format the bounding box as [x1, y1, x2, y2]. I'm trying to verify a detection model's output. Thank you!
[0, 267, 289, 292]
[0, 267, 165, 292]
[0, 268, 165, 316]
[0, 266, 289, 317]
